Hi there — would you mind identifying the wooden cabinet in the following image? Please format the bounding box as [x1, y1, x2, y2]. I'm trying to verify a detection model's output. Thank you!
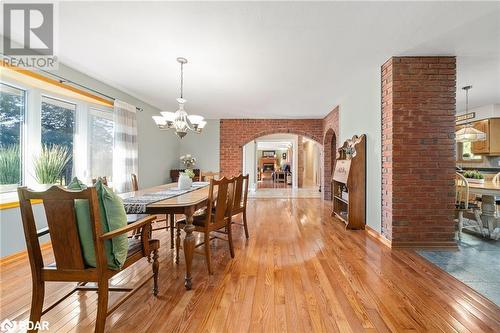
[331, 134, 366, 230]
[471, 118, 500, 155]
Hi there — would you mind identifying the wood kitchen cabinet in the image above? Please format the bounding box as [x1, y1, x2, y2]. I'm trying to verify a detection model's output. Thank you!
[471, 118, 500, 155]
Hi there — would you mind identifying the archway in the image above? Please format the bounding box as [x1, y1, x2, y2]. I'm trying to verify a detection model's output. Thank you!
[242, 132, 323, 191]
[323, 128, 337, 200]
[219, 119, 324, 179]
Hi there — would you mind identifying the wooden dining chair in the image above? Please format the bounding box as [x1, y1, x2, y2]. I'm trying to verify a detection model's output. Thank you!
[455, 172, 484, 240]
[18, 186, 160, 333]
[230, 174, 250, 239]
[130, 173, 176, 248]
[200, 171, 220, 182]
[175, 177, 236, 274]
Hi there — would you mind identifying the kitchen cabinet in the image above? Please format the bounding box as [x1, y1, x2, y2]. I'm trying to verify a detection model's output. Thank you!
[472, 118, 500, 155]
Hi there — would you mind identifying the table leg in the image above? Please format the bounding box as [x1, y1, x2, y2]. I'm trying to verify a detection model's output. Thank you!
[480, 195, 497, 239]
[183, 207, 195, 290]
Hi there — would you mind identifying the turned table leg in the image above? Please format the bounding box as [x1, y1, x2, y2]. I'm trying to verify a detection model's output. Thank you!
[183, 207, 195, 290]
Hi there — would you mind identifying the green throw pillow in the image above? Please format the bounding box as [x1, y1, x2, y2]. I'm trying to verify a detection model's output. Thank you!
[68, 177, 128, 270]
[95, 180, 129, 270]
[67, 177, 96, 267]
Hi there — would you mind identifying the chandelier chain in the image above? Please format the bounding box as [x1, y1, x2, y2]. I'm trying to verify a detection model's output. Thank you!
[180, 62, 184, 99]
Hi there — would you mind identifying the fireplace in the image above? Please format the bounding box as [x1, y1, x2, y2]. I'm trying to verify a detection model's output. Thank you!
[263, 163, 274, 172]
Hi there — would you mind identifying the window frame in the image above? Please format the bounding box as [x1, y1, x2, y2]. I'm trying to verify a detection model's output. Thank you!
[40, 95, 78, 185]
[87, 106, 114, 182]
[456, 141, 484, 163]
[0, 81, 27, 190]
[0, 76, 115, 199]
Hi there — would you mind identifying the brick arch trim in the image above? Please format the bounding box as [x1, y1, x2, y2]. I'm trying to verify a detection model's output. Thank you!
[219, 108, 339, 200]
[244, 129, 322, 146]
[322, 128, 337, 200]
[219, 119, 323, 178]
[321, 106, 340, 200]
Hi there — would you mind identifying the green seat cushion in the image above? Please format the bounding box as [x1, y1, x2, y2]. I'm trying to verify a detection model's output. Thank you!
[68, 177, 128, 270]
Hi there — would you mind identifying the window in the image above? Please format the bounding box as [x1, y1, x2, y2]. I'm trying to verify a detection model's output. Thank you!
[1, 77, 119, 197]
[41, 96, 76, 185]
[458, 141, 483, 162]
[0, 83, 25, 193]
[88, 108, 114, 181]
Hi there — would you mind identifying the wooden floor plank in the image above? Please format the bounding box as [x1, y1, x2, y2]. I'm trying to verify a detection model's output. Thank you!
[1, 198, 499, 333]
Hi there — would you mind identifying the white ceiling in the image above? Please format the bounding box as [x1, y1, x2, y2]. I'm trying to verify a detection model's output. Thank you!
[51, 2, 500, 118]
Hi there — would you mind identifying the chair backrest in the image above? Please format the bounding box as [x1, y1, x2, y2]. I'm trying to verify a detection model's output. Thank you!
[131, 173, 139, 191]
[201, 171, 220, 182]
[92, 176, 108, 186]
[233, 174, 249, 211]
[493, 172, 500, 183]
[455, 172, 470, 210]
[204, 177, 236, 231]
[18, 186, 102, 273]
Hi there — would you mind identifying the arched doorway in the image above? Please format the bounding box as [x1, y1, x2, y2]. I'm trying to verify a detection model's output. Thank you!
[242, 133, 322, 194]
[219, 119, 323, 179]
[323, 128, 337, 200]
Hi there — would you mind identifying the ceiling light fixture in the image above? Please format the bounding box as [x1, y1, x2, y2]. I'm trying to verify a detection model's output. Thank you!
[152, 57, 206, 138]
[455, 85, 486, 143]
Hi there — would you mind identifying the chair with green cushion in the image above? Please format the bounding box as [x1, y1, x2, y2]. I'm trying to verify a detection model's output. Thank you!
[68, 177, 129, 269]
[18, 184, 160, 333]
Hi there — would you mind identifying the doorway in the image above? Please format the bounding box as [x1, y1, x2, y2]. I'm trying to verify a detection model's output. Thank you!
[242, 133, 322, 198]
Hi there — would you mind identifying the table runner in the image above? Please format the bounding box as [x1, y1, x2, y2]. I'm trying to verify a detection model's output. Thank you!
[123, 182, 209, 214]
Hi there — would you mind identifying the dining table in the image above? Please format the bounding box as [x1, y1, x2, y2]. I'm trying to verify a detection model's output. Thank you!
[465, 180, 500, 240]
[120, 182, 211, 290]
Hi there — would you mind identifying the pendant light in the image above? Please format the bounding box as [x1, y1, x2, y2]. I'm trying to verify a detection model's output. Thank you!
[152, 57, 206, 138]
[455, 85, 486, 143]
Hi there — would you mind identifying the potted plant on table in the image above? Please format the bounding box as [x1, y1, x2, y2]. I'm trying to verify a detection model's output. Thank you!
[33, 145, 71, 187]
[463, 170, 485, 184]
[178, 154, 197, 190]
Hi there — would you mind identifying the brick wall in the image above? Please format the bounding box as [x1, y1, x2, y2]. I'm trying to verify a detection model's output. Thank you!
[381, 56, 456, 247]
[219, 119, 323, 177]
[219, 115, 341, 198]
[297, 136, 304, 188]
[322, 107, 339, 200]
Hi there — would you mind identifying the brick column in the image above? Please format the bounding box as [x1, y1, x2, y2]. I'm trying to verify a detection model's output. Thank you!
[297, 136, 304, 187]
[381, 56, 457, 248]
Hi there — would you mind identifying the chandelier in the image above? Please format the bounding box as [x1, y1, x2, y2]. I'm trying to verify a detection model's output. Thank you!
[152, 57, 206, 138]
[455, 85, 486, 143]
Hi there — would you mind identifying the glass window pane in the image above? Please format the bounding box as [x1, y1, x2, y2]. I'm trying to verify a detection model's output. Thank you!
[460, 142, 482, 161]
[41, 96, 76, 185]
[0, 83, 24, 192]
[89, 110, 113, 181]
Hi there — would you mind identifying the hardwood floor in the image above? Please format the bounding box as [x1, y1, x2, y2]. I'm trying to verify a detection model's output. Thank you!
[256, 180, 291, 189]
[1, 198, 499, 332]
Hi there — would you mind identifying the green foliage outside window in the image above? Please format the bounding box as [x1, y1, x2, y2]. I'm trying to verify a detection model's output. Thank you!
[41, 97, 75, 184]
[0, 145, 21, 185]
[33, 144, 71, 184]
[0, 83, 24, 189]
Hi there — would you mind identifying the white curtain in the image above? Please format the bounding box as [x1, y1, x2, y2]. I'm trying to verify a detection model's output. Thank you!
[113, 100, 138, 193]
